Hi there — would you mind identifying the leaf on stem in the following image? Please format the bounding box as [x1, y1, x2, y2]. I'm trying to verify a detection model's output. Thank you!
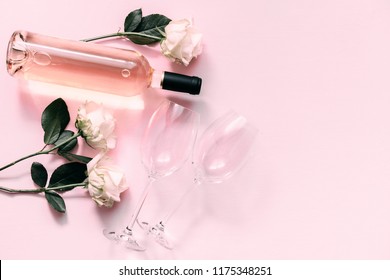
[54, 130, 77, 152]
[31, 162, 48, 188]
[41, 98, 70, 145]
[45, 191, 66, 213]
[124, 11, 171, 45]
[47, 162, 87, 192]
[124, 8, 143, 32]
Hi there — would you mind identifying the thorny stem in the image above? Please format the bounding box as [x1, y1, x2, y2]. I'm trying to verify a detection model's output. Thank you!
[0, 131, 82, 172]
[0, 183, 87, 194]
[81, 32, 161, 42]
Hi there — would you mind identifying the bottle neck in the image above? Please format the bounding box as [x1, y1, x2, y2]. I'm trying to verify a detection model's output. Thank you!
[150, 70, 202, 95]
[150, 70, 164, 89]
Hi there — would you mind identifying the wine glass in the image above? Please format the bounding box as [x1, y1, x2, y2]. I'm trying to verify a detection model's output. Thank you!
[103, 100, 199, 251]
[142, 111, 258, 249]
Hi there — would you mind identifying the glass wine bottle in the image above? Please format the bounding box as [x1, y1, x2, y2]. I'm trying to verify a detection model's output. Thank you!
[6, 30, 202, 96]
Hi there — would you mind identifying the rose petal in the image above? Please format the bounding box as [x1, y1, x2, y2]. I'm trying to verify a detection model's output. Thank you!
[161, 19, 203, 66]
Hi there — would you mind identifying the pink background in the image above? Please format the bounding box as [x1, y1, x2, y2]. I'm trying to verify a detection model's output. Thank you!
[1, 0, 390, 259]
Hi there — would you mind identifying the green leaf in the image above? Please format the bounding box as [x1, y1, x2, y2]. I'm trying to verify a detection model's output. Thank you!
[31, 162, 48, 188]
[41, 98, 70, 144]
[47, 162, 87, 192]
[54, 130, 77, 152]
[59, 152, 93, 164]
[124, 8, 143, 32]
[45, 191, 66, 213]
[127, 14, 171, 45]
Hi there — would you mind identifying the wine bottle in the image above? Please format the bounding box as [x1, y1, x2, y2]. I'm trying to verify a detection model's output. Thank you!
[6, 30, 202, 96]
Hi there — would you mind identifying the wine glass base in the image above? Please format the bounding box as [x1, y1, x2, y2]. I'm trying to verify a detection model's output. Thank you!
[138, 221, 174, 250]
[102, 229, 118, 241]
[103, 228, 146, 251]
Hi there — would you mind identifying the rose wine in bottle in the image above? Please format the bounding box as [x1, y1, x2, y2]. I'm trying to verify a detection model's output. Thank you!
[6, 31, 202, 96]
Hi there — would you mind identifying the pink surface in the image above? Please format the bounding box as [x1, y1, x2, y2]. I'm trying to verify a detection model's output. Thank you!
[1, 0, 390, 259]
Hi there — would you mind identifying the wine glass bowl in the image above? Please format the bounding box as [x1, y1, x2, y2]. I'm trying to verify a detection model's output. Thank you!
[141, 102, 199, 179]
[193, 111, 258, 184]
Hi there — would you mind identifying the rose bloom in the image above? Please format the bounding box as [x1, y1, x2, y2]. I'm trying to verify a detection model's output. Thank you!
[87, 153, 128, 207]
[160, 19, 203, 66]
[75, 101, 116, 151]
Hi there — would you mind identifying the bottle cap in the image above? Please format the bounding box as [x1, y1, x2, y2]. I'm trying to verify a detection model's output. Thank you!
[162, 71, 202, 95]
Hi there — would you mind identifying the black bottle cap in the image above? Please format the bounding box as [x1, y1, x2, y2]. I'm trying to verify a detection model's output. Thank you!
[161, 71, 202, 95]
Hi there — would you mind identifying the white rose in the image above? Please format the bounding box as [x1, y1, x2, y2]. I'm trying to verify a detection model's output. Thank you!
[75, 101, 116, 151]
[160, 19, 203, 66]
[87, 153, 128, 207]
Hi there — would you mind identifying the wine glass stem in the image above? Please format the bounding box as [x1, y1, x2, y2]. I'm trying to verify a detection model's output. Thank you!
[161, 181, 200, 225]
[127, 177, 156, 229]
